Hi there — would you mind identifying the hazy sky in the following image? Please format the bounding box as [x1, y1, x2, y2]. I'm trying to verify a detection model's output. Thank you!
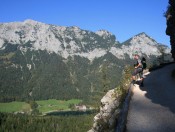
[0, 0, 170, 46]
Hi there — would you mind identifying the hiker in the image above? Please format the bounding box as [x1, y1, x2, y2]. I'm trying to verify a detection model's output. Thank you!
[132, 52, 144, 87]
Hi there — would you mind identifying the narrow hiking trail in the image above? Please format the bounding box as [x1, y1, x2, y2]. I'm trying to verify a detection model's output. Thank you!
[126, 63, 175, 132]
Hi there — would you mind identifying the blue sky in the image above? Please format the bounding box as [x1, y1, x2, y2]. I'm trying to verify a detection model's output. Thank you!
[0, 0, 170, 46]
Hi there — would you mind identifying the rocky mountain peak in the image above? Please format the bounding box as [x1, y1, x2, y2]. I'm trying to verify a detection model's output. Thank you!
[23, 19, 40, 25]
[96, 30, 112, 36]
[0, 20, 172, 61]
[109, 32, 172, 60]
[95, 30, 114, 38]
[130, 32, 157, 46]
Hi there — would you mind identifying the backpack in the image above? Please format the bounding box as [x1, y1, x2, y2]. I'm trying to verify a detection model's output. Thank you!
[141, 57, 147, 69]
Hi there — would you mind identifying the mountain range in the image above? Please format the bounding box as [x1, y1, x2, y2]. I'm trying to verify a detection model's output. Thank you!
[0, 20, 172, 103]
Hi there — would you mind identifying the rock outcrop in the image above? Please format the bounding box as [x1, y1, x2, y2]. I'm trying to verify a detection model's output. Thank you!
[165, 0, 175, 60]
[88, 65, 149, 132]
[88, 89, 121, 132]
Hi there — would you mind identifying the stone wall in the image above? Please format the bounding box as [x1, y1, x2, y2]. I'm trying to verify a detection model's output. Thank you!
[166, 0, 175, 60]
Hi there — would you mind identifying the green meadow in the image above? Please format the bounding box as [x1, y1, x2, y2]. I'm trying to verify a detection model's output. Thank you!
[0, 102, 30, 113]
[36, 99, 82, 113]
[0, 99, 82, 114]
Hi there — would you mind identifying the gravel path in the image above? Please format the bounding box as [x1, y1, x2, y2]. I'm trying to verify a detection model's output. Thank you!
[126, 63, 175, 132]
